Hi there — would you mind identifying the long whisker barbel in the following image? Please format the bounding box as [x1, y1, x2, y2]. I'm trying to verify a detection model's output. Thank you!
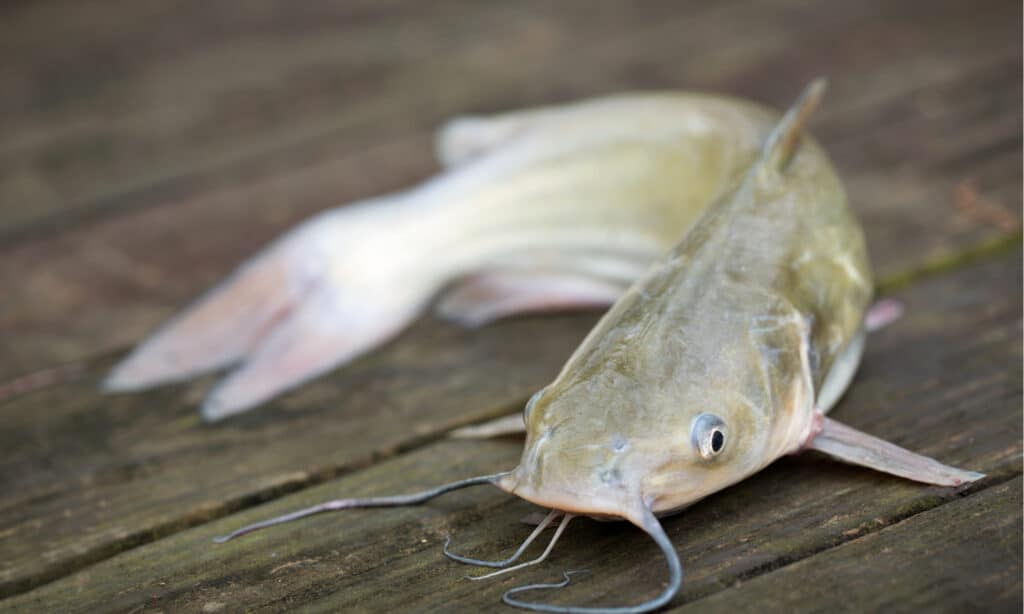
[444, 509, 562, 568]
[502, 508, 682, 614]
[469, 513, 575, 581]
[212, 475, 683, 613]
[213, 472, 509, 543]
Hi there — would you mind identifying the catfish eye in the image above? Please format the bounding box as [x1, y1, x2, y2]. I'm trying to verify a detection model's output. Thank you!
[691, 413, 727, 459]
[523, 389, 545, 423]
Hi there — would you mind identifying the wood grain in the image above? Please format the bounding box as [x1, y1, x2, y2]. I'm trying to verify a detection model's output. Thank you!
[4, 0, 1014, 235]
[671, 479, 1023, 613]
[0, 311, 600, 598]
[2, 252, 1019, 608]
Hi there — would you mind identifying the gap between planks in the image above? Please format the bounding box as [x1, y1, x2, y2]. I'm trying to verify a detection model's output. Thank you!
[0, 249, 1019, 604]
[668, 477, 1023, 612]
[0, 386, 529, 600]
[1, 30, 1017, 250]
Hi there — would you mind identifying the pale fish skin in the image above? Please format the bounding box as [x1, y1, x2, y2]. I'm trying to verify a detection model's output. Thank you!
[104, 92, 786, 420]
[495, 86, 982, 526]
[498, 96, 872, 520]
[211, 83, 985, 614]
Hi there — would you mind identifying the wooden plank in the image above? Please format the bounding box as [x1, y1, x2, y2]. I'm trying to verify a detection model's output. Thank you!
[2, 13, 1020, 380]
[828, 58, 1022, 280]
[0, 311, 600, 598]
[0, 137, 440, 380]
[671, 479, 1023, 613]
[9, 0, 1015, 236]
[0, 0, 511, 235]
[3, 252, 1019, 609]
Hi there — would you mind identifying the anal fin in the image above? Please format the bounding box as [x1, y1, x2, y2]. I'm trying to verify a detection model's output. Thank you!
[865, 298, 904, 332]
[436, 271, 625, 328]
[450, 413, 526, 438]
[808, 417, 985, 487]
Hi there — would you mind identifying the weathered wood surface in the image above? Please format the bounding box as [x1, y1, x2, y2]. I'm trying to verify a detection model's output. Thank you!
[672, 479, 1023, 613]
[0, 312, 601, 598]
[4, 252, 1021, 612]
[0, 0, 1021, 611]
[0, 0, 1015, 238]
[2, 0, 1020, 380]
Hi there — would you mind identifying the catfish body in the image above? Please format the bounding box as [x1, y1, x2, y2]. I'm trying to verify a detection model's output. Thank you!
[105, 93, 789, 420]
[500, 111, 874, 519]
[495, 84, 980, 530]
[213, 82, 983, 614]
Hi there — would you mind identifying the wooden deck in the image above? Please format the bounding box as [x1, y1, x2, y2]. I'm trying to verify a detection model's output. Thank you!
[1, 1, 1021, 612]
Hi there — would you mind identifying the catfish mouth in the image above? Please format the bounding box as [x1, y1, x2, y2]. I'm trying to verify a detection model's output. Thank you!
[495, 473, 686, 613]
[495, 466, 643, 524]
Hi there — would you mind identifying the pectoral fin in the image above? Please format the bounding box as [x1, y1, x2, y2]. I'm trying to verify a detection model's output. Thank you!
[450, 413, 526, 438]
[808, 417, 985, 486]
[865, 298, 904, 332]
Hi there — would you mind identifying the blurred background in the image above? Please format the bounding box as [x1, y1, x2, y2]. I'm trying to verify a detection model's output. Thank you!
[2, 0, 1019, 378]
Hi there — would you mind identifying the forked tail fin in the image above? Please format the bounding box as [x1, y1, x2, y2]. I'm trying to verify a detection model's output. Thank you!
[104, 197, 435, 421]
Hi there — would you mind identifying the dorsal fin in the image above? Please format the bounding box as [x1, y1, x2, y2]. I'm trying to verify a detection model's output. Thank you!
[761, 78, 827, 172]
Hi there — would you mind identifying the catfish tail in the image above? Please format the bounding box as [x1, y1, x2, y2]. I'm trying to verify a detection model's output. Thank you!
[104, 194, 443, 421]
